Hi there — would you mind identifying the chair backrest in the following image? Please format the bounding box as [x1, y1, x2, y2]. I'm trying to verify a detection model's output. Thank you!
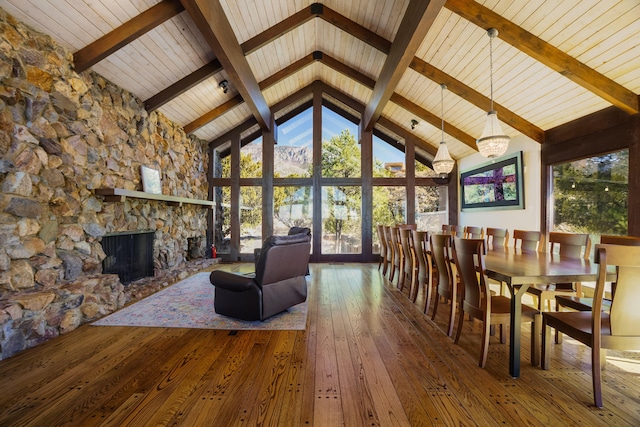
[450, 225, 465, 238]
[384, 225, 395, 260]
[412, 230, 431, 281]
[376, 224, 387, 256]
[451, 237, 489, 315]
[513, 229, 544, 252]
[397, 223, 417, 230]
[600, 235, 640, 246]
[442, 224, 452, 234]
[256, 233, 311, 286]
[549, 232, 590, 259]
[464, 226, 484, 239]
[486, 227, 509, 249]
[430, 233, 453, 294]
[390, 226, 401, 262]
[399, 227, 414, 273]
[594, 244, 640, 336]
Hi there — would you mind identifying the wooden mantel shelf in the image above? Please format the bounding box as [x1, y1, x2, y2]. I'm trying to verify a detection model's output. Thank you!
[95, 188, 214, 208]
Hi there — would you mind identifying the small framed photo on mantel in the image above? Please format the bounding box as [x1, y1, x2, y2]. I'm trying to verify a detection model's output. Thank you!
[141, 165, 162, 194]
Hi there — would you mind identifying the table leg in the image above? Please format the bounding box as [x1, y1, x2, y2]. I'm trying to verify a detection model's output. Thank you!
[508, 282, 529, 378]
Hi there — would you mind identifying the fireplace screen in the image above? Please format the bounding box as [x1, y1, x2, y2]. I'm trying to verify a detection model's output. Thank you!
[102, 231, 154, 284]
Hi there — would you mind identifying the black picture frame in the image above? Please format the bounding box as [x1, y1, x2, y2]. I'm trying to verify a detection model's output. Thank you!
[460, 151, 525, 211]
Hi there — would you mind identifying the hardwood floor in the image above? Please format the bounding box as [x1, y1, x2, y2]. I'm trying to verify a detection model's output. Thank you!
[1, 263, 639, 426]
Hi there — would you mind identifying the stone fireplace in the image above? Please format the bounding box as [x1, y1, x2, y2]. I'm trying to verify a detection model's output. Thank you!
[102, 231, 155, 284]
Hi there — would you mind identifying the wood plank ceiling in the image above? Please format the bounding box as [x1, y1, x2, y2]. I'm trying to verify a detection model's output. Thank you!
[3, 0, 638, 161]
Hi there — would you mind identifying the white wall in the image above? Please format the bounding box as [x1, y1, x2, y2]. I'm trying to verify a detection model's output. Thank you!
[457, 135, 541, 233]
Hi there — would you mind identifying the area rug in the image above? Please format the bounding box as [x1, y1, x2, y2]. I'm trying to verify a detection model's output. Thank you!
[92, 272, 308, 330]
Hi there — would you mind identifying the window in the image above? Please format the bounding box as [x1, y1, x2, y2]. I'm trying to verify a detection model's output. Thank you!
[322, 186, 361, 254]
[240, 137, 262, 178]
[239, 187, 262, 254]
[322, 107, 360, 178]
[273, 186, 313, 252]
[552, 150, 628, 242]
[373, 135, 405, 178]
[275, 107, 312, 178]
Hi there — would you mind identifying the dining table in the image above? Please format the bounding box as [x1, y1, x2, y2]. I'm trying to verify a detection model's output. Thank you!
[483, 247, 614, 378]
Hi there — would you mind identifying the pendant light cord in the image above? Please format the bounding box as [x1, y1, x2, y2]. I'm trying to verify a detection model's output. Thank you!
[489, 29, 495, 112]
[440, 84, 445, 141]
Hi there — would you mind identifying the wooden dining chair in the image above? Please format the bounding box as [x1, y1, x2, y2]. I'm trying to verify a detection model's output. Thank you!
[554, 235, 640, 342]
[376, 224, 387, 273]
[526, 232, 591, 312]
[383, 225, 394, 280]
[452, 237, 541, 368]
[399, 226, 416, 292]
[388, 226, 402, 284]
[464, 226, 484, 239]
[542, 243, 640, 408]
[429, 233, 457, 336]
[412, 230, 434, 306]
[513, 229, 544, 252]
[485, 227, 509, 249]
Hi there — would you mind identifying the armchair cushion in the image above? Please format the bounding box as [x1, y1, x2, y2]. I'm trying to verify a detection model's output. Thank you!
[209, 270, 255, 292]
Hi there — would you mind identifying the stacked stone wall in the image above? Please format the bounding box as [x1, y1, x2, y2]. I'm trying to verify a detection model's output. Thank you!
[0, 10, 211, 359]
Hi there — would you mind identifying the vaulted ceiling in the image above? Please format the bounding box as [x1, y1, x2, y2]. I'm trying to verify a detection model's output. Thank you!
[3, 0, 638, 161]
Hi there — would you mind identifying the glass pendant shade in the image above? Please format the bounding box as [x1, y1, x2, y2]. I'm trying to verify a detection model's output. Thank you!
[476, 111, 510, 158]
[433, 141, 455, 175]
[477, 28, 510, 159]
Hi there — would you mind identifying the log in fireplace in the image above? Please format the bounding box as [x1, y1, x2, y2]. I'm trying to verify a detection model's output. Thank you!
[101, 231, 154, 284]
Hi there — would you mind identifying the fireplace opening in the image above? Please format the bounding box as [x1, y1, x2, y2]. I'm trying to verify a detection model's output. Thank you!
[102, 231, 154, 284]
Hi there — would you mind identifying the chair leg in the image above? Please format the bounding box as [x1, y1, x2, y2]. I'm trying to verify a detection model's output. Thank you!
[409, 271, 419, 302]
[453, 304, 465, 343]
[479, 317, 491, 368]
[555, 301, 563, 344]
[592, 347, 603, 407]
[531, 313, 541, 367]
[447, 295, 457, 337]
[499, 324, 507, 344]
[431, 293, 440, 319]
[542, 319, 551, 370]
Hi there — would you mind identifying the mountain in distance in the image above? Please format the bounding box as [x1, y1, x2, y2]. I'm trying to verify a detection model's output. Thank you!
[242, 143, 312, 177]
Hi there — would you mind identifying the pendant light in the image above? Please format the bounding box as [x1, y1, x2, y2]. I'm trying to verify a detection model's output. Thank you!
[476, 28, 509, 158]
[432, 84, 455, 175]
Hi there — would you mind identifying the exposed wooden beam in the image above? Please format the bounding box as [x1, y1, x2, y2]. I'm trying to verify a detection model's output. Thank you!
[259, 53, 317, 90]
[209, 117, 258, 147]
[73, 0, 184, 73]
[184, 95, 243, 134]
[181, 0, 271, 130]
[273, 81, 322, 120]
[321, 53, 474, 151]
[320, 82, 365, 115]
[319, 6, 391, 54]
[409, 57, 544, 143]
[321, 54, 375, 88]
[318, 81, 437, 157]
[362, 0, 446, 131]
[144, 59, 222, 111]
[376, 116, 437, 157]
[445, 0, 639, 115]
[390, 93, 476, 149]
[186, 53, 317, 134]
[241, 4, 320, 54]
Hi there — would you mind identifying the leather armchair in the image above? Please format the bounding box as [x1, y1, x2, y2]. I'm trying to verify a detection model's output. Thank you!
[210, 232, 311, 321]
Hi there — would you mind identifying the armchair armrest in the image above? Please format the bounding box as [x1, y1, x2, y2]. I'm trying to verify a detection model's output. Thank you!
[210, 270, 257, 292]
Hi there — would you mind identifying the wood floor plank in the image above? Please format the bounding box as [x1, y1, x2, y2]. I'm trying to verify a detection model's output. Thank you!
[1, 263, 639, 426]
